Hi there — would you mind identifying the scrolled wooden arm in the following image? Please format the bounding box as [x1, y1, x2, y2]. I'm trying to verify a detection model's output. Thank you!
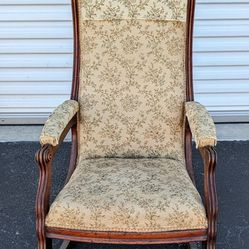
[35, 114, 77, 247]
[35, 144, 55, 248]
[199, 146, 218, 247]
[36, 144, 54, 166]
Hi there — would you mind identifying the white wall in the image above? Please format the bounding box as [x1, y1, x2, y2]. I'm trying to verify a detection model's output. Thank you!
[0, 0, 249, 124]
[194, 0, 249, 122]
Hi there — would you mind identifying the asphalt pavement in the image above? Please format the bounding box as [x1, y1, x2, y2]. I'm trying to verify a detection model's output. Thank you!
[0, 141, 248, 249]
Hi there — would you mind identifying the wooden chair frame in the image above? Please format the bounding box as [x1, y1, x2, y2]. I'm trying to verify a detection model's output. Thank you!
[35, 0, 218, 248]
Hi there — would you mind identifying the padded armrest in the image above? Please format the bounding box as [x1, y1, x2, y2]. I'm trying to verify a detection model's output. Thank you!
[40, 100, 79, 146]
[185, 101, 217, 148]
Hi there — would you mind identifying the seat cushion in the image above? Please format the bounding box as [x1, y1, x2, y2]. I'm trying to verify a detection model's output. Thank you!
[46, 158, 207, 232]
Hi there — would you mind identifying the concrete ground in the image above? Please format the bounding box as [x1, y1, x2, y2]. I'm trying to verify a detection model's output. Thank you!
[1, 124, 249, 142]
[0, 141, 249, 249]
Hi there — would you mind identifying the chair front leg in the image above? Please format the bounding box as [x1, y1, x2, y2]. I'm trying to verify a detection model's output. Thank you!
[35, 144, 55, 249]
[200, 146, 218, 249]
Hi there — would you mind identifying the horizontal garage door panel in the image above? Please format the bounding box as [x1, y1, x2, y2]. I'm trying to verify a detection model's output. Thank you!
[0, 5, 71, 21]
[193, 0, 249, 121]
[0, 22, 73, 39]
[0, 40, 72, 53]
[1, 0, 249, 123]
[0, 68, 72, 81]
[1, 95, 68, 109]
[0, 54, 73, 68]
[0, 82, 71, 95]
[195, 80, 249, 93]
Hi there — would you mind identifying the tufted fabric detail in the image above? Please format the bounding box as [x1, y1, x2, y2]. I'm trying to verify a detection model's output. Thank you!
[185, 101, 217, 148]
[78, 0, 187, 21]
[46, 158, 207, 232]
[78, 19, 186, 160]
[40, 100, 79, 146]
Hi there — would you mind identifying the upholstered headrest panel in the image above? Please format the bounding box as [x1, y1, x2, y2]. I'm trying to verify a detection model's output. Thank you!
[78, 0, 187, 21]
[77, 0, 188, 160]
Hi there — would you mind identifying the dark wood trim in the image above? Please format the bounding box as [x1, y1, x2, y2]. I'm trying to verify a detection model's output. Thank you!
[200, 146, 218, 249]
[63, 115, 78, 183]
[185, 118, 195, 184]
[186, 0, 195, 102]
[59, 115, 77, 145]
[71, 0, 80, 101]
[65, 123, 78, 184]
[46, 227, 207, 245]
[36, 144, 54, 249]
[185, 0, 196, 184]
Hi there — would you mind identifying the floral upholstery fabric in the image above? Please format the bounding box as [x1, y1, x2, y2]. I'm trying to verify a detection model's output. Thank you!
[46, 158, 207, 232]
[77, 0, 188, 159]
[40, 100, 79, 146]
[185, 101, 217, 148]
[79, 0, 187, 21]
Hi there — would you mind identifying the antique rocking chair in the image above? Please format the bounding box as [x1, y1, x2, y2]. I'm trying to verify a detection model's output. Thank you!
[35, 0, 218, 248]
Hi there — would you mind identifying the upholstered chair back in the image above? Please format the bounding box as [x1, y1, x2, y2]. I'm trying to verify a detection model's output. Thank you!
[77, 0, 188, 160]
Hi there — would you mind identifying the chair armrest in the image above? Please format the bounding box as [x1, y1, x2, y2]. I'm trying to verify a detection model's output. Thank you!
[40, 100, 79, 146]
[185, 101, 217, 148]
[35, 100, 79, 230]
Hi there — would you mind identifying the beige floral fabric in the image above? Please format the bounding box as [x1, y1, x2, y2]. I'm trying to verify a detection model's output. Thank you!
[46, 158, 207, 232]
[185, 101, 217, 148]
[40, 100, 79, 146]
[78, 17, 187, 159]
[43, 2, 210, 233]
[78, 0, 187, 21]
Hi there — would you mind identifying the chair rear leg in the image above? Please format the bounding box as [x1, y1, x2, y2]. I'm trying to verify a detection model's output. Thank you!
[60, 240, 71, 249]
[38, 237, 52, 249]
[202, 238, 216, 249]
[205, 215, 217, 249]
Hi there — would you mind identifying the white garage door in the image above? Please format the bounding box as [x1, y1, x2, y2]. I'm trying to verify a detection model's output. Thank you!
[0, 0, 249, 124]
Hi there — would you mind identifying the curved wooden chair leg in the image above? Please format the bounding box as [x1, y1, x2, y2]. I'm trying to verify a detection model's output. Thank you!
[36, 145, 54, 249]
[206, 218, 217, 249]
[205, 237, 216, 249]
[200, 147, 218, 249]
[203, 240, 216, 249]
[37, 237, 52, 249]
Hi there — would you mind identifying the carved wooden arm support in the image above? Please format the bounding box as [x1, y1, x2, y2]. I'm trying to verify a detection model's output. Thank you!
[35, 114, 77, 242]
[35, 144, 55, 246]
[199, 146, 218, 245]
